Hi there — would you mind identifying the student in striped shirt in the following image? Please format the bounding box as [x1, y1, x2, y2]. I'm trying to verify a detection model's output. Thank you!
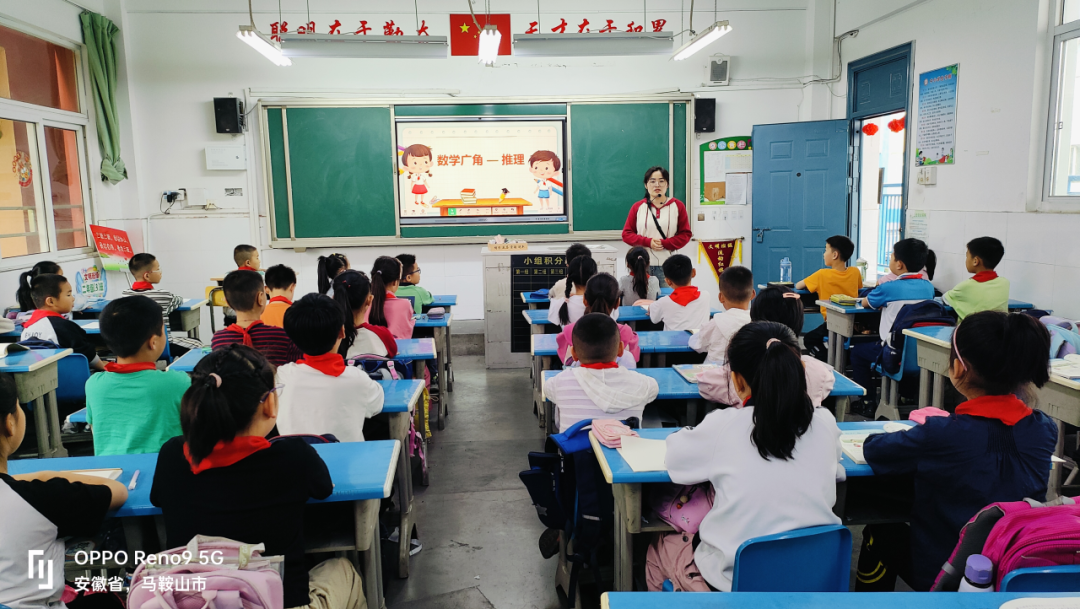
[124, 253, 201, 354]
[211, 270, 302, 366]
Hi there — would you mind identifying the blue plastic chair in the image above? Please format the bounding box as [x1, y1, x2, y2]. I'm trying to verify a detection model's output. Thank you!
[55, 353, 90, 403]
[870, 334, 923, 420]
[1001, 565, 1080, 592]
[731, 524, 852, 592]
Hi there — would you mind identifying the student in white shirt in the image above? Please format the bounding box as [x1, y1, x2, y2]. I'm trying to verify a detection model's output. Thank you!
[332, 270, 399, 359]
[689, 265, 755, 364]
[548, 243, 592, 299]
[278, 293, 384, 442]
[648, 254, 710, 332]
[545, 313, 658, 432]
[550, 254, 598, 327]
[666, 321, 843, 592]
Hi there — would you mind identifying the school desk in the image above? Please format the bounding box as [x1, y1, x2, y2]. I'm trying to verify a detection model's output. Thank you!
[934, 296, 1037, 313]
[415, 312, 453, 426]
[8, 441, 399, 609]
[428, 295, 456, 391]
[591, 421, 911, 591]
[599, 592, 1077, 609]
[637, 330, 692, 367]
[80, 298, 208, 340]
[521, 291, 550, 310]
[523, 306, 723, 334]
[815, 300, 880, 373]
[0, 348, 72, 458]
[379, 379, 424, 579]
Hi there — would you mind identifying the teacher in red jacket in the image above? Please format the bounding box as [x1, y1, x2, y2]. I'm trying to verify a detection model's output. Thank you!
[621, 166, 693, 285]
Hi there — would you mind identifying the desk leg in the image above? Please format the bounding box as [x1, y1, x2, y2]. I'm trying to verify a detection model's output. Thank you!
[1051, 420, 1065, 500]
[43, 390, 67, 458]
[827, 329, 838, 371]
[533, 354, 543, 427]
[435, 328, 448, 430]
[611, 483, 635, 591]
[918, 368, 931, 409]
[932, 373, 945, 409]
[641, 353, 652, 368]
[545, 399, 555, 436]
[835, 396, 849, 423]
[444, 321, 454, 393]
[833, 480, 848, 521]
[687, 399, 700, 427]
[355, 499, 384, 609]
[656, 353, 667, 368]
[836, 341, 847, 376]
[389, 412, 414, 578]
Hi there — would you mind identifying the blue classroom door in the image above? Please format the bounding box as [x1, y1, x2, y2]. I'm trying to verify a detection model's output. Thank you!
[751, 120, 850, 284]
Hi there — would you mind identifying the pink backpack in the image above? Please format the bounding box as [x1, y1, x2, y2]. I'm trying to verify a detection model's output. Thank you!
[127, 536, 284, 609]
[649, 483, 715, 535]
[645, 531, 712, 592]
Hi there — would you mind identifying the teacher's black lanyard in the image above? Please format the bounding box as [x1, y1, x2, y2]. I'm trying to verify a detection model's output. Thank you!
[649, 203, 668, 240]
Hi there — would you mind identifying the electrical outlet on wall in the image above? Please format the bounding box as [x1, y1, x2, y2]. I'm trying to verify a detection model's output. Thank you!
[916, 166, 937, 185]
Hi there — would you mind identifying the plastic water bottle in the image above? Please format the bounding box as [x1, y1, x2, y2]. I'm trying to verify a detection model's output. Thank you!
[855, 258, 868, 282]
[957, 554, 993, 592]
[779, 257, 792, 283]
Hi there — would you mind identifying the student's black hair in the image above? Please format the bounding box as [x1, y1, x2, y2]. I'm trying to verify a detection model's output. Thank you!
[892, 238, 929, 276]
[584, 273, 621, 316]
[182, 344, 275, 465]
[222, 270, 265, 313]
[719, 265, 754, 302]
[559, 255, 598, 325]
[283, 293, 344, 356]
[100, 296, 165, 357]
[30, 274, 68, 309]
[565, 243, 591, 264]
[316, 253, 349, 295]
[951, 311, 1051, 395]
[642, 166, 670, 200]
[662, 254, 693, 286]
[825, 235, 855, 263]
[0, 372, 18, 438]
[750, 285, 804, 337]
[925, 249, 937, 281]
[396, 253, 417, 276]
[967, 237, 1005, 269]
[331, 270, 371, 356]
[369, 256, 403, 327]
[572, 313, 619, 363]
[233, 244, 257, 267]
[17, 261, 60, 311]
[626, 246, 651, 300]
[264, 264, 297, 290]
[727, 321, 814, 461]
[128, 253, 156, 279]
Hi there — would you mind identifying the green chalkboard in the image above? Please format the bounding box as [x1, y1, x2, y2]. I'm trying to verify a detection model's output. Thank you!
[266, 108, 290, 240]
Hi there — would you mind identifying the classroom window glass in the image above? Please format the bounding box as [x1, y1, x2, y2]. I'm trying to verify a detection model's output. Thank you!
[1066, 0, 1080, 24]
[45, 127, 87, 250]
[0, 119, 49, 258]
[0, 24, 79, 113]
[1049, 33, 1080, 196]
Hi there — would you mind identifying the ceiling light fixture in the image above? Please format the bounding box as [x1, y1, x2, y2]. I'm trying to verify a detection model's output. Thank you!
[279, 34, 449, 58]
[672, 20, 731, 61]
[477, 25, 501, 66]
[512, 31, 674, 57]
[237, 25, 292, 66]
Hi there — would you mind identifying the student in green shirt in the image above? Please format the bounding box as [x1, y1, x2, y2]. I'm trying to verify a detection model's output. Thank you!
[395, 253, 434, 314]
[943, 236, 1010, 320]
[85, 295, 191, 456]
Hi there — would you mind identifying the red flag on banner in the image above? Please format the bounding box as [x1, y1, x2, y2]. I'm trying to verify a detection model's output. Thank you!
[698, 239, 743, 281]
[449, 14, 512, 56]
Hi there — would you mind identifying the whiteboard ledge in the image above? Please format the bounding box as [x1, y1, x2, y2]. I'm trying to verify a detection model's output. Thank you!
[267, 230, 623, 248]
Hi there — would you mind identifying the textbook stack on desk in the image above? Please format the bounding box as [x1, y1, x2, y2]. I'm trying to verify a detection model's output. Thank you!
[830, 294, 860, 306]
[1051, 355, 1080, 380]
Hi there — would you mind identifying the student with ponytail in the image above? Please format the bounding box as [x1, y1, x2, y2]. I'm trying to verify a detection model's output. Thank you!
[367, 255, 415, 339]
[16, 261, 60, 314]
[316, 253, 349, 296]
[665, 321, 842, 592]
[618, 246, 660, 306]
[556, 273, 639, 368]
[857, 311, 1057, 592]
[151, 345, 365, 609]
[332, 270, 397, 358]
[548, 254, 600, 326]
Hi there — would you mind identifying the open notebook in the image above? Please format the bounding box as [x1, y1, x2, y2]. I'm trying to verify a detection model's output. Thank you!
[1051, 354, 1080, 380]
[840, 423, 912, 464]
[673, 364, 720, 384]
[69, 468, 122, 480]
[617, 436, 668, 472]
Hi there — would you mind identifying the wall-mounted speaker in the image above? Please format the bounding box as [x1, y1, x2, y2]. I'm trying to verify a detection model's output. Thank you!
[694, 98, 716, 133]
[214, 97, 244, 134]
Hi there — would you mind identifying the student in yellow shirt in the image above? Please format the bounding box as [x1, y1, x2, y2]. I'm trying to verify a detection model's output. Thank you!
[796, 235, 862, 361]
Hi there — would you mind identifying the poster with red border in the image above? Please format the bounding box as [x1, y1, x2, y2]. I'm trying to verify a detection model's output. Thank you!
[89, 225, 134, 271]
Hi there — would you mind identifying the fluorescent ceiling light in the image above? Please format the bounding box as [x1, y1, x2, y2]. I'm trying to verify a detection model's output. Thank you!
[280, 34, 448, 58]
[478, 25, 501, 66]
[672, 21, 731, 61]
[513, 31, 674, 57]
[237, 25, 291, 66]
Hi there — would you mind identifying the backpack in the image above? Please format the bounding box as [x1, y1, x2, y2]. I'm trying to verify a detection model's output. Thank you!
[931, 497, 1079, 591]
[127, 536, 284, 609]
[648, 483, 714, 535]
[878, 300, 953, 375]
[347, 354, 414, 382]
[645, 531, 712, 592]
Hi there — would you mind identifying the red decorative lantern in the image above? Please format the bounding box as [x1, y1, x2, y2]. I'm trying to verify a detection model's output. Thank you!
[888, 117, 906, 133]
[861, 123, 879, 136]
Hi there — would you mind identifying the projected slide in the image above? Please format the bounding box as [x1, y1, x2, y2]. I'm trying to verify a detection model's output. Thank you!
[396, 120, 568, 225]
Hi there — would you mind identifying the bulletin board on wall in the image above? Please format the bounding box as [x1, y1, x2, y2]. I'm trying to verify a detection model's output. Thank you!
[698, 136, 752, 205]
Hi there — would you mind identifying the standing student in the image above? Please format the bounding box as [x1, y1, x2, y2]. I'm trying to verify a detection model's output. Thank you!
[689, 266, 754, 364]
[621, 166, 693, 284]
[21, 274, 104, 371]
[316, 253, 350, 296]
[549, 255, 600, 327]
[857, 312, 1057, 591]
[619, 246, 661, 306]
[796, 235, 862, 361]
[666, 322, 842, 592]
[556, 273, 639, 368]
[548, 243, 591, 299]
[649, 254, 710, 332]
[211, 270, 302, 366]
[942, 236, 1009, 320]
[395, 253, 434, 314]
[333, 270, 397, 359]
[233, 244, 261, 271]
[367, 256, 415, 339]
[261, 264, 298, 328]
[150, 345, 364, 609]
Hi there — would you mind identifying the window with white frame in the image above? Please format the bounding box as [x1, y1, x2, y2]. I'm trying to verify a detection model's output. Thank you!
[0, 22, 91, 260]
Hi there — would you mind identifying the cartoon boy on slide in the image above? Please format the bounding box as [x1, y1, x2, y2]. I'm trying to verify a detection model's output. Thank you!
[529, 150, 563, 212]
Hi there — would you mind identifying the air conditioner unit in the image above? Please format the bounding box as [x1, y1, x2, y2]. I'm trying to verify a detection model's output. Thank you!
[707, 54, 731, 86]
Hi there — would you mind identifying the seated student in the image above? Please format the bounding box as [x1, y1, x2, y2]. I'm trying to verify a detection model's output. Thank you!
[260, 264, 297, 328]
[395, 253, 434, 314]
[317, 253, 350, 296]
[698, 285, 834, 407]
[619, 246, 661, 306]
[849, 238, 936, 399]
[549, 255, 600, 327]
[689, 266, 754, 364]
[86, 296, 191, 456]
[332, 270, 397, 359]
[548, 243, 592, 299]
[15, 261, 61, 319]
[877, 249, 936, 284]
[0, 372, 128, 609]
[278, 294, 384, 442]
[211, 270, 302, 366]
[650, 254, 711, 332]
[366, 256, 415, 339]
[556, 273, 639, 369]
[234, 244, 261, 272]
[151, 345, 364, 609]
[666, 322, 842, 592]
[21, 274, 104, 371]
[123, 252, 200, 353]
[545, 313, 658, 432]
[943, 236, 1009, 320]
[796, 235, 862, 361]
[857, 312, 1057, 592]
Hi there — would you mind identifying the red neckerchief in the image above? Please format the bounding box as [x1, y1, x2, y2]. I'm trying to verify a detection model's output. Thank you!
[237, 266, 258, 272]
[972, 271, 999, 283]
[226, 320, 264, 348]
[298, 352, 346, 377]
[956, 394, 1033, 426]
[184, 436, 272, 474]
[669, 286, 701, 306]
[268, 296, 292, 305]
[898, 273, 923, 281]
[360, 323, 398, 357]
[25, 309, 63, 328]
[742, 396, 753, 406]
[104, 362, 157, 373]
[385, 291, 396, 299]
[581, 362, 618, 369]
[131, 281, 154, 291]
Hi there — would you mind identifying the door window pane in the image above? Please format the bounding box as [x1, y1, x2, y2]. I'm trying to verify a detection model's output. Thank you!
[45, 127, 86, 250]
[0, 24, 79, 113]
[856, 111, 907, 280]
[0, 119, 49, 258]
[1066, 0, 1080, 24]
[1050, 36, 1080, 196]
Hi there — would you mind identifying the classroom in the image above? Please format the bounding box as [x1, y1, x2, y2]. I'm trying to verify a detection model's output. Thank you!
[1, 0, 1080, 608]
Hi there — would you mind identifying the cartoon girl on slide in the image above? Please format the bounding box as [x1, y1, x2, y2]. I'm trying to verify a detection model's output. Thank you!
[401, 144, 433, 212]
